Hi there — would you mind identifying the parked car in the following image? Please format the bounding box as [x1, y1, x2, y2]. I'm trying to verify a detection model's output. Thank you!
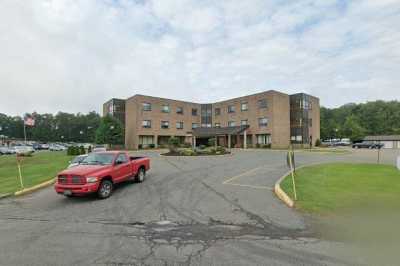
[14, 146, 35, 156]
[55, 151, 150, 198]
[38, 143, 50, 150]
[92, 145, 107, 153]
[0, 147, 12, 155]
[352, 142, 384, 149]
[49, 144, 67, 151]
[67, 154, 88, 168]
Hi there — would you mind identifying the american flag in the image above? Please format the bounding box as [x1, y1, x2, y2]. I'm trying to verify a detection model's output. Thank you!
[24, 116, 35, 127]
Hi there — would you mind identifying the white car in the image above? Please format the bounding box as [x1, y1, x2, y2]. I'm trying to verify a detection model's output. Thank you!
[14, 146, 34, 156]
[49, 144, 67, 151]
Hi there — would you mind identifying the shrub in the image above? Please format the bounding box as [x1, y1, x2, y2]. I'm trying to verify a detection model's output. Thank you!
[149, 144, 155, 148]
[255, 143, 260, 148]
[199, 145, 206, 150]
[180, 148, 195, 156]
[315, 139, 321, 147]
[216, 146, 226, 153]
[168, 136, 180, 152]
[79, 146, 85, 155]
[207, 138, 216, 147]
[262, 144, 271, 149]
[88, 146, 92, 153]
[138, 144, 143, 149]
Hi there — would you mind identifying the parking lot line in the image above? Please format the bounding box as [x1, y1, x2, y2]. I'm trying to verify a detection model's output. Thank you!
[224, 183, 273, 190]
[222, 165, 273, 190]
[222, 166, 264, 184]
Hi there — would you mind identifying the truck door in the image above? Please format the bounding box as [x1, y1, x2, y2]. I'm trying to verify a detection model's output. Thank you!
[114, 153, 131, 182]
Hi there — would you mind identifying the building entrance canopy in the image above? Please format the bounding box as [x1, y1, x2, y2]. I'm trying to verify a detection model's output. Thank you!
[192, 125, 249, 137]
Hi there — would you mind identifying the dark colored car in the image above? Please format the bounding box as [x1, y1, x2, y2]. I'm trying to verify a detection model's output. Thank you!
[352, 142, 384, 149]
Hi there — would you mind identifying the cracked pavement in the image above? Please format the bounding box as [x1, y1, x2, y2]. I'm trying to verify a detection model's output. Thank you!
[0, 149, 397, 265]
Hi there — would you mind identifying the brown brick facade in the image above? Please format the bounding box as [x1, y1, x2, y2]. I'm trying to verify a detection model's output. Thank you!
[103, 90, 320, 150]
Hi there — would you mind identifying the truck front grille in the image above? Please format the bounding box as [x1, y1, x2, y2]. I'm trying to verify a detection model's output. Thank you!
[58, 175, 85, 185]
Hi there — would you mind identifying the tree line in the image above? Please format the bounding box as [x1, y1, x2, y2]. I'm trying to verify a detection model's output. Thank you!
[1, 99, 399, 144]
[0, 112, 123, 144]
[321, 100, 400, 141]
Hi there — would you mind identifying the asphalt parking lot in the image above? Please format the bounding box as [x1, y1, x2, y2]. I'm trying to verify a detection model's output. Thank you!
[0, 148, 398, 265]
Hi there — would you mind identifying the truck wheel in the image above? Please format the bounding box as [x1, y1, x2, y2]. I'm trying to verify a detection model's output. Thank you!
[136, 168, 146, 183]
[98, 180, 113, 199]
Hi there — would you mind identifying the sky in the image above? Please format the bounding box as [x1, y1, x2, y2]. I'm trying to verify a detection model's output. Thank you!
[1, 0, 399, 116]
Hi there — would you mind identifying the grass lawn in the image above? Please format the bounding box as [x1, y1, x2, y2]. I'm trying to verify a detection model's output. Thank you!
[281, 163, 400, 213]
[0, 151, 72, 195]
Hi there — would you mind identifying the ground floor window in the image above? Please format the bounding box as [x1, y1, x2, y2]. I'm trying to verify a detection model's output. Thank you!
[257, 134, 271, 144]
[139, 135, 154, 147]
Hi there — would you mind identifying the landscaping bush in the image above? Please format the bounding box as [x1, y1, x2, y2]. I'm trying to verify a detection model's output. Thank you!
[207, 138, 216, 147]
[180, 148, 196, 156]
[315, 139, 321, 147]
[168, 136, 180, 153]
[262, 144, 271, 149]
[79, 146, 85, 155]
[138, 144, 143, 149]
[88, 146, 92, 153]
[255, 143, 261, 148]
[199, 145, 206, 150]
[149, 144, 155, 148]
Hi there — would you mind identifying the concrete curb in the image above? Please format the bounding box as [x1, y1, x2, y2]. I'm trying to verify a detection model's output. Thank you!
[0, 193, 12, 200]
[14, 178, 56, 197]
[274, 170, 295, 208]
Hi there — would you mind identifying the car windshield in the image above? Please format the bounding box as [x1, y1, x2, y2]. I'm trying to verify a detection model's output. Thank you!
[71, 155, 86, 164]
[81, 153, 114, 165]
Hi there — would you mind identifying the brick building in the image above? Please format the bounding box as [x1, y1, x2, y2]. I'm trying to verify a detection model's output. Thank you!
[103, 90, 320, 150]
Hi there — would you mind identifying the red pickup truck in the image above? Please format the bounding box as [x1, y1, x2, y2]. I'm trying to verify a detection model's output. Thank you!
[55, 151, 150, 199]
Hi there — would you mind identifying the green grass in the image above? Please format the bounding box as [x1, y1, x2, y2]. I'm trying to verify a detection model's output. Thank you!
[281, 163, 400, 213]
[0, 151, 73, 195]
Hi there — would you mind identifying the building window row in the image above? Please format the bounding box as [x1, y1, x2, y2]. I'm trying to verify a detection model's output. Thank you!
[142, 102, 196, 115]
[142, 120, 200, 129]
[215, 99, 266, 115]
[215, 117, 268, 128]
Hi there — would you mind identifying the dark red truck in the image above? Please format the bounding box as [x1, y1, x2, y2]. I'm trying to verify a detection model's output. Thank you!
[55, 151, 150, 199]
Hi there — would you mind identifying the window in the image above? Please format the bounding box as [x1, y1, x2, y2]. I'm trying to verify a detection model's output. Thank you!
[241, 102, 248, 111]
[215, 123, 221, 128]
[116, 153, 128, 164]
[142, 102, 151, 111]
[176, 122, 183, 129]
[215, 108, 221, 116]
[201, 124, 212, 128]
[257, 134, 271, 145]
[241, 120, 248, 126]
[192, 108, 198, 116]
[192, 123, 199, 129]
[258, 99, 267, 109]
[228, 105, 235, 113]
[139, 136, 154, 145]
[259, 117, 268, 127]
[161, 104, 170, 113]
[161, 121, 169, 129]
[177, 107, 183, 114]
[142, 120, 151, 128]
[228, 121, 236, 127]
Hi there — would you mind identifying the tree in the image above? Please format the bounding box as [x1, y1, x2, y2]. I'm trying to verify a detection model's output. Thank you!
[95, 115, 124, 145]
[168, 136, 179, 153]
[343, 115, 366, 141]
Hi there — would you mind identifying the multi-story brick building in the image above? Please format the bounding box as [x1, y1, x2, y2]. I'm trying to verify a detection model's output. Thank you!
[103, 90, 320, 150]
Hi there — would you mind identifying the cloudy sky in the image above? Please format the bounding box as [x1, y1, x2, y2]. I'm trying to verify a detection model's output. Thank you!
[1, 0, 399, 115]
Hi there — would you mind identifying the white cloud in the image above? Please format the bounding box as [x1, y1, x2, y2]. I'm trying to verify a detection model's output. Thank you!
[0, 0, 399, 116]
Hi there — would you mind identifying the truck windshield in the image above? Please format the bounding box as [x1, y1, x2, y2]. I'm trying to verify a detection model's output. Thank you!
[81, 153, 114, 165]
